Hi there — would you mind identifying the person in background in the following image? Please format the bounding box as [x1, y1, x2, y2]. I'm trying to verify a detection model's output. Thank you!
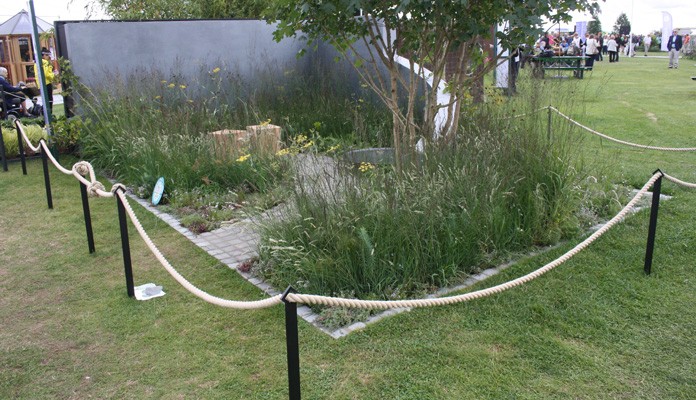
[33, 47, 57, 115]
[615, 35, 624, 62]
[683, 34, 691, 54]
[607, 35, 618, 63]
[596, 32, 604, 61]
[0, 67, 32, 117]
[643, 34, 652, 56]
[584, 34, 599, 68]
[666, 30, 682, 69]
[602, 34, 609, 56]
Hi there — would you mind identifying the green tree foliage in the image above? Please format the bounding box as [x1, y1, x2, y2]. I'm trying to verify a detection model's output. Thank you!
[588, 19, 603, 34]
[270, 0, 601, 163]
[92, 0, 271, 20]
[613, 13, 631, 35]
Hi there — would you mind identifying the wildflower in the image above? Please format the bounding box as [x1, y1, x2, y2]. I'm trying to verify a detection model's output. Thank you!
[154, 95, 161, 100]
[358, 162, 375, 172]
[276, 148, 290, 156]
[295, 135, 307, 144]
[179, 84, 187, 89]
[302, 140, 314, 149]
[260, 119, 271, 126]
[168, 83, 175, 88]
[236, 154, 251, 163]
[161, 80, 167, 84]
[327, 144, 340, 153]
[212, 67, 221, 74]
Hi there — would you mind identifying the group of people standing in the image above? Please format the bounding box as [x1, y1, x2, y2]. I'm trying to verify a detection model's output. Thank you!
[535, 30, 692, 69]
[534, 32, 603, 66]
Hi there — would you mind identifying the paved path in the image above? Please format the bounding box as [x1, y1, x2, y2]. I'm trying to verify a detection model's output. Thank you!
[126, 154, 374, 338]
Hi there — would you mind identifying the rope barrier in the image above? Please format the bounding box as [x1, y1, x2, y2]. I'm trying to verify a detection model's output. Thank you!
[16, 121, 116, 197]
[663, 173, 696, 189]
[285, 172, 663, 308]
[9, 120, 696, 312]
[115, 190, 283, 309]
[548, 106, 696, 152]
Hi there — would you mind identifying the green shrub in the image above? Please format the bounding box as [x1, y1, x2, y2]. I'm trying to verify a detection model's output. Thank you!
[1, 123, 48, 157]
[51, 116, 88, 155]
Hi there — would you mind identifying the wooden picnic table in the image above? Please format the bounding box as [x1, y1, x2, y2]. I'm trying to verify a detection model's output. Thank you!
[531, 56, 591, 79]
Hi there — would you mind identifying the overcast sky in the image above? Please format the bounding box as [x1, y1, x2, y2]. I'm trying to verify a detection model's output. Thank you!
[569, 0, 696, 35]
[2, 0, 109, 23]
[3, 0, 696, 34]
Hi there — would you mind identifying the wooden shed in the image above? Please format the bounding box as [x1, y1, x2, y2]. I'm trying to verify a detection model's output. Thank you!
[0, 10, 56, 85]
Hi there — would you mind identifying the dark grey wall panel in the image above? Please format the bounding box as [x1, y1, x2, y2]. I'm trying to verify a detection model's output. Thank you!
[59, 20, 310, 87]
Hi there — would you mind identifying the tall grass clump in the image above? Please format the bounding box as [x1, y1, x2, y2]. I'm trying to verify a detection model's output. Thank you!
[77, 57, 391, 198]
[257, 80, 587, 300]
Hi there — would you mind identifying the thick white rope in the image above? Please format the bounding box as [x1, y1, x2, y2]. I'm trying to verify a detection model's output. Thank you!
[508, 106, 550, 119]
[284, 173, 663, 308]
[14, 120, 41, 153]
[663, 173, 696, 189]
[16, 120, 117, 198]
[115, 190, 283, 309]
[14, 121, 696, 311]
[549, 107, 696, 152]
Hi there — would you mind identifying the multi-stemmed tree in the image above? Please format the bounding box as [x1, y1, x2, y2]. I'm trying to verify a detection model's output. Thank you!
[270, 1, 602, 167]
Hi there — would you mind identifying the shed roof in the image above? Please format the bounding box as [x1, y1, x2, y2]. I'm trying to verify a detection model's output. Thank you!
[0, 10, 53, 36]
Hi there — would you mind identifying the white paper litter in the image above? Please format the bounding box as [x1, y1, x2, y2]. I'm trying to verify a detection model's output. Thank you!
[134, 283, 165, 301]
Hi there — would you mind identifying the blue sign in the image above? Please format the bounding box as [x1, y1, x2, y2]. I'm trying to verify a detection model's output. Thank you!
[151, 177, 165, 206]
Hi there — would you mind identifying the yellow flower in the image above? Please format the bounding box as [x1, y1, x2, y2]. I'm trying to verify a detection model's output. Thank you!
[236, 154, 251, 163]
[260, 118, 271, 126]
[161, 80, 167, 84]
[154, 95, 161, 100]
[168, 83, 175, 88]
[276, 148, 290, 156]
[327, 144, 340, 153]
[302, 140, 314, 149]
[187, 99, 194, 103]
[358, 162, 375, 172]
[179, 84, 187, 89]
[295, 135, 307, 144]
[212, 67, 221, 73]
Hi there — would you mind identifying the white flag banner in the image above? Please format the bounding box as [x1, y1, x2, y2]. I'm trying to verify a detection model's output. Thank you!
[495, 24, 509, 89]
[661, 12, 673, 51]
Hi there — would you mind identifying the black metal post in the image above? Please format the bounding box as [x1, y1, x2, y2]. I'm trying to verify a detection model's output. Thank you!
[80, 181, 96, 253]
[282, 286, 301, 400]
[39, 140, 53, 209]
[15, 121, 27, 175]
[547, 106, 552, 141]
[644, 171, 663, 275]
[0, 123, 8, 172]
[116, 188, 135, 297]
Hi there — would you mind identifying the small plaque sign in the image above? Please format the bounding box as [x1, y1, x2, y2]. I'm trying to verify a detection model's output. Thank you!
[151, 177, 165, 206]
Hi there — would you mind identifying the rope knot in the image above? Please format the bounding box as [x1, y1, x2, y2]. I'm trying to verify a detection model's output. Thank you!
[73, 161, 92, 176]
[111, 183, 127, 195]
[87, 181, 106, 197]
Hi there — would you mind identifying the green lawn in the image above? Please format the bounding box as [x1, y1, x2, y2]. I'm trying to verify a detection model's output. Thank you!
[1, 55, 696, 399]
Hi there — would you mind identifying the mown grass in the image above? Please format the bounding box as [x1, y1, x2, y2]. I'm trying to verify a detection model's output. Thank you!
[1, 55, 696, 399]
